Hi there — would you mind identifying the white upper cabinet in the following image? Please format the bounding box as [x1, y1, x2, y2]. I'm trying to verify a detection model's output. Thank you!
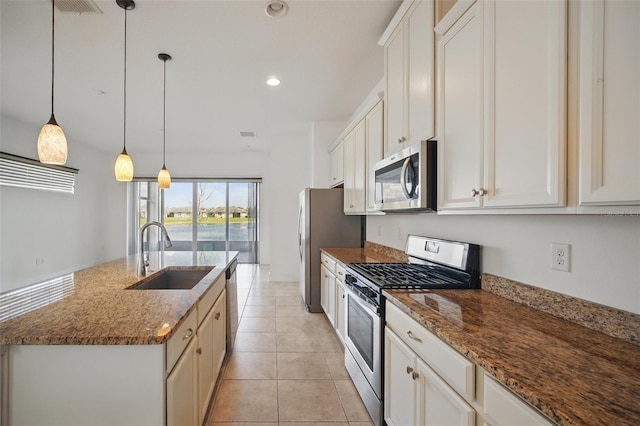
[578, 0, 640, 205]
[343, 121, 366, 214]
[436, 0, 567, 211]
[383, 0, 435, 157]
[366, 100, 384, 212]
[436, 1, 484, 209]
[330, 142, 344, 188]
[482, 0, 566, 208]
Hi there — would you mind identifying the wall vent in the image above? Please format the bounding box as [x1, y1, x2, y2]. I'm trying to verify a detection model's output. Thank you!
[240, 131, 257, 137]
[0, 152, 78, 194]
[52, 0, 103, 14]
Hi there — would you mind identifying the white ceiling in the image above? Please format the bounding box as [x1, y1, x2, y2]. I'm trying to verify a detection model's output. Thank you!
[0, 0, 400, 157]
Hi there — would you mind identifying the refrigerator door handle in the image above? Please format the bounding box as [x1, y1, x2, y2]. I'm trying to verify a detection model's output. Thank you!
[297, 205, 303, 262]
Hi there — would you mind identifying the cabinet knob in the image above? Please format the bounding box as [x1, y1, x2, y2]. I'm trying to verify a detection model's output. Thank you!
[215, 312, 221, 320]
[350, 204, 354, 208]
[398, 136, 406, 144]
[333, 177, 337, 181]
[412, 371, 420, 380]
[407, 330, 423, 343]
[406, 366, 414, 374]
[478, 188, 487, 196]
[196, 347, 202, 355]
[183, 328, 194, 341]
[471, 189, 479, 197]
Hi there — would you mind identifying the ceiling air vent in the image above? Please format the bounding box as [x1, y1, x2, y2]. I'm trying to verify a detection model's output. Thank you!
[240, 131, 257, 137]
[52, 0, 103, 14]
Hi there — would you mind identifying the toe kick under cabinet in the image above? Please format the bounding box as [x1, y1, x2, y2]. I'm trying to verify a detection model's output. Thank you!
[7, 274, 227, 426]
[384, 301, 554, 426]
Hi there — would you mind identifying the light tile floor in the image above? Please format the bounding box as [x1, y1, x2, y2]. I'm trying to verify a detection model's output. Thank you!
[206, 264, 373, 425]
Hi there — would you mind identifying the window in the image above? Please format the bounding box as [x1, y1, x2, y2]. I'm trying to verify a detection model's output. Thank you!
[130, 179, 260, 263]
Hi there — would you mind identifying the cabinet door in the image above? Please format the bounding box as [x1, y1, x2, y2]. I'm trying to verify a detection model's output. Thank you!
[484, 375, 553, 426]
[437, 1, 484, 209]
[482, 0, 566, 208]
[212, 290, 227, 380]
[343, 130, 356, 213]
[417, 358, 475, 426]
[366, 100, 384, 212]
[330, 142, 344, 187]
[197, 306, 216, 425]
[335, 280, 346, 342]
[579, 0, 640, 205]
[385, 24, 406, 157]
[407, 0, 435, 145]
[320, 264, 330, 315]
[384, 328, 417, 426]
[353, 121, 366, 213]
[167, 339, 197, 426]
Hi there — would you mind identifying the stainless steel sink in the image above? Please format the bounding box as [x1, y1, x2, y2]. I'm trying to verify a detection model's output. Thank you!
[127, 268, 214, 290]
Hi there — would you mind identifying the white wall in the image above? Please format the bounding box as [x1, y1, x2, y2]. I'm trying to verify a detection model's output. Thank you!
[309, 121, 346, 188]
[268, 134, 311, 281]
[0, 115, 126, 293]
[367, 214, 640, 314]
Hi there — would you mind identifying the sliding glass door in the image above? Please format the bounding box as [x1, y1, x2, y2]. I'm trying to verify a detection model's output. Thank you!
[132, 179, 259, 263]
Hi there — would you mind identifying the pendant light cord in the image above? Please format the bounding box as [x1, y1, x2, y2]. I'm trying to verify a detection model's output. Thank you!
[51, 0, 55, 116]
[162, 57, 167, 168]
[123, 8, 128, 151]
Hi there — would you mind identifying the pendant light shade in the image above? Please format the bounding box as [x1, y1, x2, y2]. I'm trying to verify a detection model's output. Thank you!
[114, 0, 135, 181]
[38, 0, 68, 165]
[158, 53, 172, 189]
[158, 166, 171, 189]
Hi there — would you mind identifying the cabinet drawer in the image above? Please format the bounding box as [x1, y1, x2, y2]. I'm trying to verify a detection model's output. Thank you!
[386, 301, 475, 400]
[335, 263, 346, 283]
[321, 253, 336, 275]
[484, 375, 553, 426]
[166, 308, 198, 374]
[198, 274, 225, 326]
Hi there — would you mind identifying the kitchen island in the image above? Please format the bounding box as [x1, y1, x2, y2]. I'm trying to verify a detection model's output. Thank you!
[0, 251, 238, 426]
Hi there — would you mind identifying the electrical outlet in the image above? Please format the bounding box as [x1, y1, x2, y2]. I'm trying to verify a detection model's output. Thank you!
[551, 243, 570, 272]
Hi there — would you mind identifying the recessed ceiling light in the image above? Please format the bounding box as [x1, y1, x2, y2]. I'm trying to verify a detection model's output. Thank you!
[266, 77, 281, 86]
[265, 0, 288, 18]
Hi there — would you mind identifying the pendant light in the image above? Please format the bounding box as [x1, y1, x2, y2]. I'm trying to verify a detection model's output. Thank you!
[157, 53, 172, 189]
[114, 0, 135, 181]
[37, 0, 68, 165]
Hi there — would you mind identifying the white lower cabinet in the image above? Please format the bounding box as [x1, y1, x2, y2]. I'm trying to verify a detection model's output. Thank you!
[385, 301, 555, 426]
[484, 375, 553, 426]
[319, 253, 346, 345]
[167, 338, 198, 426]
[385, 327, 475, 426]
[196, 289, 226, 425]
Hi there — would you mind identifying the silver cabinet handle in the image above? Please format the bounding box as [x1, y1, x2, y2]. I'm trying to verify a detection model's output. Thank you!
[398, 136, 406, 144]
[471, 189, 479, 197]
[183, 328, 194, 340]
[196, 347, 202, 355]
[215, 312, 221, 320]
[412, 371, 420, 380]
[406, 366, 414, 374]
[407, 330, 422, 343]
[478, 188, 487, 196]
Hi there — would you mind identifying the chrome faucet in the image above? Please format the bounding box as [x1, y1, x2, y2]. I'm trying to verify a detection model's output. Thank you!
[139, 221, 173, 276]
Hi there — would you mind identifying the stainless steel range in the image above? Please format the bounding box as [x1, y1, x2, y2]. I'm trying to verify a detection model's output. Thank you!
[343, 235, 480, 426]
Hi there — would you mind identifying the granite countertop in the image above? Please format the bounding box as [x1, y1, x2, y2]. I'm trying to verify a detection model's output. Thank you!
[0, 251, 238, 346]
[384, 289, 640, 426]
[321, 242, 407, 264]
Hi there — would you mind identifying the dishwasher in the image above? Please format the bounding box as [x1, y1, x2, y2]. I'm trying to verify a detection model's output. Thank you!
[225, 258, 238, 352]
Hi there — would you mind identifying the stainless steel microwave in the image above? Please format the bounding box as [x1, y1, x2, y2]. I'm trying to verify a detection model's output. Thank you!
[374, 140, 436, 212]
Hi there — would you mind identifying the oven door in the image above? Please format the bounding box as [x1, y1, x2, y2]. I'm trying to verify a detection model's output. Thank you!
[344, 287, 382, 398]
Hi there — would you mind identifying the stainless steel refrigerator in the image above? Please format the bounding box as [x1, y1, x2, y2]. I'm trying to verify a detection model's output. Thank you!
[298, 188, 362, 312]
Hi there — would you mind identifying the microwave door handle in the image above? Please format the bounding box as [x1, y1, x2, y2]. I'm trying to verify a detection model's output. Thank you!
[400, 157, 412, 199]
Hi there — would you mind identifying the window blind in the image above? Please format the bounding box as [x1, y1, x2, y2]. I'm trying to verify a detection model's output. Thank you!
[0, 152, 78, 194]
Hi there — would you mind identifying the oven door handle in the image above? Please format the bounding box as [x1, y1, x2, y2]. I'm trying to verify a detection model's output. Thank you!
[347, 287, 380, 317]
